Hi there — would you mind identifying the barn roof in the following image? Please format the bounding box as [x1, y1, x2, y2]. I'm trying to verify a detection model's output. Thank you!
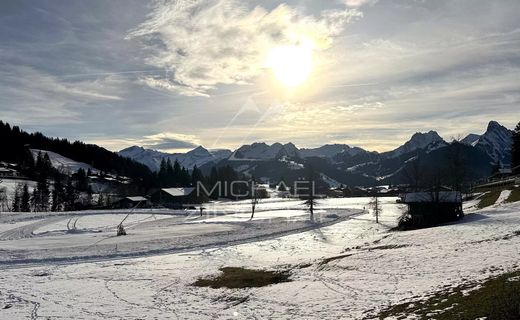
[403, 191, 462, 203]
[162, 187, 195, 197]
[125, 196, 148, 202]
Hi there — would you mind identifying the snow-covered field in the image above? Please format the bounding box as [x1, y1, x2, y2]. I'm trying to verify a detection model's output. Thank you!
[0, 196, 519, 319]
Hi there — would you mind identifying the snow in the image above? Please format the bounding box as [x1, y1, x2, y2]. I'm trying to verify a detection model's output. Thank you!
[495, 190, 512, 206]
[320, 173, 342, 188]
[161, 187, 195, 197]
[0, 179, 36, 196]
[1, 197, 520, 319]
[461, 133, 481, 146]
[124, 196, 148, 202]
[30, 149, 98, 175]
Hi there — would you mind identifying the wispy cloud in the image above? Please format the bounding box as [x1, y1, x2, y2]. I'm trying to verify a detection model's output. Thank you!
[142, 132, 200, 151]
[0, 66, 124, 124]
[127, 0, 362, 96]
[343, 0, 378, 8]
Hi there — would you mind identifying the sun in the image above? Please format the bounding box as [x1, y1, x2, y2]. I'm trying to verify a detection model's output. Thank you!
[267, 40, 314, 88]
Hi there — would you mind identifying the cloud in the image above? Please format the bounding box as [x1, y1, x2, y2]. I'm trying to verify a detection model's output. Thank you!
[142, 132, 200, 151]
[0, 66, 125, 125]
[127, 0, 362, 96]
[343, 0, 378, 8]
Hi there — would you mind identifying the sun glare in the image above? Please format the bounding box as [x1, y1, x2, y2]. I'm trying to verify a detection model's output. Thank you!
[267, 41, 314, 88]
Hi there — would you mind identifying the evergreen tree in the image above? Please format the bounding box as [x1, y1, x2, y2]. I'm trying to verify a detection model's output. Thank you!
[85, 185, 93, 207]
[20, 184, 31, 212]
[191, 165, 204, 186]
[209, 166, 218, 184]
[0, 186, 8, 212]
[12, 184, 22, 212]
[35, 177, 51, 211]
[158, 158, 168, 187]
[512, 121, 520, 170]
[172, 160, 182, 186]
[51, 173, 65, 212]
[30, 188, 37, 211]
[181, 167, 191, 186]
[74, 168, 89, 191]
[97, 193, 105, 207]
[65, 180, 78, 211]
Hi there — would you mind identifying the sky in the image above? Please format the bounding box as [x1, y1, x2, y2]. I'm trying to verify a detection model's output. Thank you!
[0, 0, 519, 153]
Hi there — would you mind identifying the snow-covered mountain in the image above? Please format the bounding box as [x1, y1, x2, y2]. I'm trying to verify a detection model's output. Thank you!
[384, 131, 447, 158]
[119, 146, 232, 171]
[230, 142, 300, 160]
[473, 121, 512, 165]
[120, 120, 512, 185]
[460, 133, 481, 146]
[300, 144, 366, 158]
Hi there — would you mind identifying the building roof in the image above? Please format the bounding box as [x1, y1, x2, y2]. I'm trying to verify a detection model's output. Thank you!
[125, 196, 148, 202]
[403, 191, 462, 203]
[162, 187, 195, 197]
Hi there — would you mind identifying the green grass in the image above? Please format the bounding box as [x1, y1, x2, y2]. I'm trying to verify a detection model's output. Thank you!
[478, 190, 502, 209]
[376, 270, 520, 320]
[506, 188, 520, 203]
[193, 267, 291, 289]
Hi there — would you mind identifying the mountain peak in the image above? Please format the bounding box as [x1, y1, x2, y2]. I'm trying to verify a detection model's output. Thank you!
[120, 145, 144, 153]
[475, 121, 512, 164]
[461, 133, 481, 146]
[387, 130, 446, 158]
[486, 120, 506, 132]
[186, 145, 211, 157]
[410, 130, 442, 141]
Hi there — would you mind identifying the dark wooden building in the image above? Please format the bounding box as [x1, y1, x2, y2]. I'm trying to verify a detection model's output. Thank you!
[403, 191, 463, 227]
[116, 196, 150, 209]
[151, 187, 197, 208]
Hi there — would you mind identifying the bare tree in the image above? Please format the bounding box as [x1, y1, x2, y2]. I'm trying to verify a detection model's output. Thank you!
[250, 187, 259, 220]
[304, 165, 318, 220]
[369, 195, 382, 224]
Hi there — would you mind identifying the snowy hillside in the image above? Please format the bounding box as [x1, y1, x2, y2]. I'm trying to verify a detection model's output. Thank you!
[30, 149, 98, 175]
[119, 145, 232, 171]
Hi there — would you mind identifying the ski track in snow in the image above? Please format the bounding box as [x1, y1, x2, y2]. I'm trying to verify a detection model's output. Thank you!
[0, 197, 519, 319]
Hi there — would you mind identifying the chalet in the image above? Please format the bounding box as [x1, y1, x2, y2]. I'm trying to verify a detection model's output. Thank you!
[151, 187, 197, 208]
[488, 168, 513, 182]
[403, 191, 463, 227]
[0, 167, 20, 178]
[116, 196, 150, 209]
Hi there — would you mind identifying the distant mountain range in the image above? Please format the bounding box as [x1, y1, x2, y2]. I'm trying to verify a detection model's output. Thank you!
[119, 121, 513, 187]
[119, 145, 232, 172]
